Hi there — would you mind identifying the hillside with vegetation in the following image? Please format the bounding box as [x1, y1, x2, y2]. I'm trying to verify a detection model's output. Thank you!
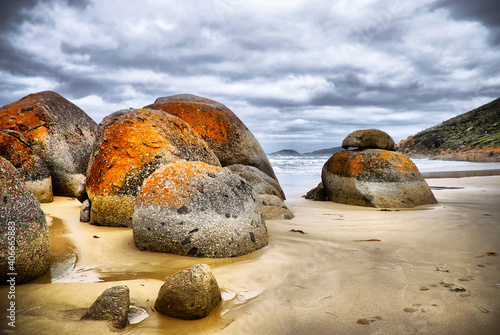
[398, 97, 500, 161]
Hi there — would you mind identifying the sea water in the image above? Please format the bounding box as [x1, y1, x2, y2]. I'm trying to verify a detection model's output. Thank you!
[267, 154, 500, 197]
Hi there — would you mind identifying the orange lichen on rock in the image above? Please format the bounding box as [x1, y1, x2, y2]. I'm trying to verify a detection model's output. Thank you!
[0, 95, 50, 144]
[137, 161, 226, 208]
[146, 95, 238, 148]
[145, 94, 279, 181]
[86, 108, 220, 197]
[324, 149, 419, 181]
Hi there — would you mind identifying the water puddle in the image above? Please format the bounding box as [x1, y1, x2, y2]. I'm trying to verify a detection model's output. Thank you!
[33, 216, 102, 283]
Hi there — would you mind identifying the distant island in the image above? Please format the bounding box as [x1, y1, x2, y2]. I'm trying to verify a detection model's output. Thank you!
[270, 149, 301, 156]
[269, 147, 343, 156]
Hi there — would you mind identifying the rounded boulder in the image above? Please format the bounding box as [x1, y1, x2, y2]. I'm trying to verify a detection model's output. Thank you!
[154, 264, 221, 320]
[86, 108, 220, 227]
[342, 129, 396, 151]
[0, 157, 50, 284]
[145, 94, 279, 181]
[0, 91, 97, 197]
[0, 130, 53, 202]
[133, 161, 268, 258]
[322, 149, 437, 208]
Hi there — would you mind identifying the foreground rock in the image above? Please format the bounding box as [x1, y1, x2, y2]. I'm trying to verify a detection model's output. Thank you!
[86, 108, 220, 227]
[0, 130, 53, 202]
[0, 91, 97, 197]
[154, 264, 221, 319]
[133, 161, 268, 257]
[0, 157, 50, 284]
[81, 285, 130, 329]
[145, 94, 280, 182]
[322, 149, 437, 208]
[342, 129, 396, 151]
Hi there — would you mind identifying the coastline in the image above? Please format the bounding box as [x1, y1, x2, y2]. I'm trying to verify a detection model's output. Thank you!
[1, 175, 499, 334]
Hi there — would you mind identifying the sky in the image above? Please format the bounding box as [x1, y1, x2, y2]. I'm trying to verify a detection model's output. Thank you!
[1, 0, 499, 153]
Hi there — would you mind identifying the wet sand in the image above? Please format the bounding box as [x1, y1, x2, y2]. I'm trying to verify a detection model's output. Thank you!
[1, 176, 499, 334]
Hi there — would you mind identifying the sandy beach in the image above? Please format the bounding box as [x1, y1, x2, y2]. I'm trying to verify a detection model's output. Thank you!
[1, 175, 499, 334]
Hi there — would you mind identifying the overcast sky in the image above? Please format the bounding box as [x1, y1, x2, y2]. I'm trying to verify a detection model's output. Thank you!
[1, 0, 499, 153]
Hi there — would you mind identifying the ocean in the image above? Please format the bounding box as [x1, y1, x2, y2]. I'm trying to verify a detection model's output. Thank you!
[267, 154, 500, 197]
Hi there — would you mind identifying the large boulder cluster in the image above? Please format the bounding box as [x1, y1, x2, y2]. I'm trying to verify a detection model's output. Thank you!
[85, 108, 220, 227]
[0, 91, 288, 273]
[318, 129, 437, 208]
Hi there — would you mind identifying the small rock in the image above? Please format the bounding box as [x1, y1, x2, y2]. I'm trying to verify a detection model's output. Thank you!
[259, 194, 294, 220]
[304, 182, 328, 201]
[81, 285, 130, 329]
[80, 199, 91, 222]
[154, 264, 221, 320]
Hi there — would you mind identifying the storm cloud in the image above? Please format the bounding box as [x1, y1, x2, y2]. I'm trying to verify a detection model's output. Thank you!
[1, 0, 499, 152]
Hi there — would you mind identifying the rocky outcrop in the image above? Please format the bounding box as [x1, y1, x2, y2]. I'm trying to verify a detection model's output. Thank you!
[0, 130, 53, 202]
[145, 94, 279, 182]
[0, 157, 50, 284]
[397, 97, 500, 161]
[81, 285, 130, 329]
[342, 129, 396, 151]
[0, 91, 97, 197]
[86, 108, 220, 227]
[133, 161, 268, 258]
[259, 194, 294, 220]
[154, 264, 221, 320]
[322, 149, 437, 208]
[303, 182, 327, 201]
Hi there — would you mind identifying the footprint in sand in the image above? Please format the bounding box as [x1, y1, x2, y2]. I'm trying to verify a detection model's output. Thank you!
[404, 304, 438, 314]
[356, 316, 383, 325]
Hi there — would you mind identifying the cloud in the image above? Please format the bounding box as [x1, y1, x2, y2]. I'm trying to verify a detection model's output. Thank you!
[431, 0, 500, 45]
[1, 0, 499, 153]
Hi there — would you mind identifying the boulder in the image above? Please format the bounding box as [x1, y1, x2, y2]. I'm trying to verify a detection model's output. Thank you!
[322, 149, 437, 208]
[228, 164, 293, 220]
[145, 94, 279, 182]
[86, 108, 220, 227]
[0, 157, 50, 284]
[0, 130, 53, 202]
[0, 91, 97, 197]
[342, 129, 396, 151]
[154, 264, 221, 320]
[303, 182, 328, 201]
[228, 164, 285, 200]
[259, 194, 294, 220]
[81, 285, 130, 329]
[133, 161, 268, 258]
